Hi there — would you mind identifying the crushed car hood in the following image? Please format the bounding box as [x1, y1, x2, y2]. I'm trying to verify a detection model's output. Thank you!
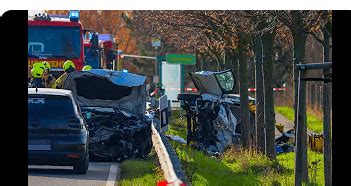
[64, 69, 147, 116]
[190, 69, 236, 97]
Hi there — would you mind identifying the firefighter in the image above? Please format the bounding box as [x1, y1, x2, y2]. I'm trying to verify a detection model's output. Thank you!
[54, 60, 75, 89]
[29, 63, 45, 88]
[42, 61, 56, 88]
[82, 65, 92, 71]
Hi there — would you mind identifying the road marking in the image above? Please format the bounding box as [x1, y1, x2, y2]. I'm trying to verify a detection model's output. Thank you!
[106, 164, 119, 186]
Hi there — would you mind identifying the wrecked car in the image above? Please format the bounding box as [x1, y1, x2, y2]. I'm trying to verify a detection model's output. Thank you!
[63, 69, 152, 161]
[177, 70, 255, 154]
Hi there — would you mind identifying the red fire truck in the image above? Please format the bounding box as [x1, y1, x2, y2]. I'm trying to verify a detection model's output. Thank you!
[28, 11, 84, 77]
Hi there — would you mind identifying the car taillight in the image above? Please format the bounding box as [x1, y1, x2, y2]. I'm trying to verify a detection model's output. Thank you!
[67, 154, 81, 159]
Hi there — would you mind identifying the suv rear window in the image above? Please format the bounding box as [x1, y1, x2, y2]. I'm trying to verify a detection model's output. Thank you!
[28, 95, 76, 120]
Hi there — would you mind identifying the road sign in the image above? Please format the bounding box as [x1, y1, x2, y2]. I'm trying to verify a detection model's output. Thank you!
[152, 41, 161, 47]
[152, 35, 161, 48]
[166, 54, 196, 65]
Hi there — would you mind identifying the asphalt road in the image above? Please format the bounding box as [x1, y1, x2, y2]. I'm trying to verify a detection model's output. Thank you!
[28, 162, 120, 186]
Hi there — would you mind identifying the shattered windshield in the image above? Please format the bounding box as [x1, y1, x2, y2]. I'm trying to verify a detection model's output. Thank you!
[28, 26, 81, 59]
[215, 70, 235, 92]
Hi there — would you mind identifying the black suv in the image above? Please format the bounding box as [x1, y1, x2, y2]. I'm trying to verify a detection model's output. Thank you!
[28, 88, 89, 174]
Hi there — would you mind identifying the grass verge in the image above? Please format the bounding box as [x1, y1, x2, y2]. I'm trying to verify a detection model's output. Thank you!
[167, 109, 324, 185]
[118, 150, 164, 186]
[275, 106, 323, 133]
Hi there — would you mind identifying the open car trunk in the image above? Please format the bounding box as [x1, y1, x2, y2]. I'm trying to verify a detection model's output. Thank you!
[64, 69, 152, 161]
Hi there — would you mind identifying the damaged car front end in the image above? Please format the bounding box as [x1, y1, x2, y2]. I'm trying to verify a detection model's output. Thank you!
[177, 70, 255, 154]
[64, 69, 152, 161]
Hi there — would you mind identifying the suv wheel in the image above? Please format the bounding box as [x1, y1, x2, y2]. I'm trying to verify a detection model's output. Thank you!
[73, 153, 89, 174]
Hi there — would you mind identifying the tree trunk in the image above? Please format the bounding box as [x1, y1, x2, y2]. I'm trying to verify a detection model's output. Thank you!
[238, 33, 252, 147]
[229, 49, 240, 94]
[292, 28, 309, 185]
[292, 29, 308, 129]
[262, 30, 276, 160]
[323, 27, 332, 186]
[311, 83, 315, 108]
[254, 34, 265, 152]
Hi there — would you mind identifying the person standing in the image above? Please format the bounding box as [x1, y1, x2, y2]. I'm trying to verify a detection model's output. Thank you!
[29, 63, 45, 88]
[54, 60, 75, 89]
[42, 61, 56, 88]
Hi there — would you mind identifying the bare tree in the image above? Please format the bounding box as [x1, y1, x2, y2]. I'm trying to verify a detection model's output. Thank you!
[271, 10, 326, 184]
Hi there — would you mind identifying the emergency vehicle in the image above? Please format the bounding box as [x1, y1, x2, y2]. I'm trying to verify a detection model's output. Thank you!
[83, 31, 120, 70]
[28, 10, 84, 78]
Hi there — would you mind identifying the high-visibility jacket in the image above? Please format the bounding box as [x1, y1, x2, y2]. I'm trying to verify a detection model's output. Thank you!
[54, 73, 68, 89]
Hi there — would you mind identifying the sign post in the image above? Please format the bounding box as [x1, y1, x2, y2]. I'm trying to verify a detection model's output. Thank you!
[151, 34, 162, 92]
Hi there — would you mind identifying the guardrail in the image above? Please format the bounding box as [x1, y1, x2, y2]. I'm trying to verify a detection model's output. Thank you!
[151, 118, 188, 186]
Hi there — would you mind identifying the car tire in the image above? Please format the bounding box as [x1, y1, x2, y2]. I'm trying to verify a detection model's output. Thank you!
[73, 153, 89, 174]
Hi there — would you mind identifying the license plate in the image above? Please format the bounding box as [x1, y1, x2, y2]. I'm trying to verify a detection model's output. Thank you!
[28, 139, 51, 151]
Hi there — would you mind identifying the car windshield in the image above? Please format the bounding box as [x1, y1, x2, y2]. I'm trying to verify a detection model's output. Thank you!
[28, 95, 76, 120]
[191, 70, 236, 96]
[215, 70, 235, 92]
[28, 26, 81, 59]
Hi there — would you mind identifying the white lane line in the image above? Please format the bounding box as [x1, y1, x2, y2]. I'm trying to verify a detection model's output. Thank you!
[106, 163, 119, 186]
[116, 164, 121, 186]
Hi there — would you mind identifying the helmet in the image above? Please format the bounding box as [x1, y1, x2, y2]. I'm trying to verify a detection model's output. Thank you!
[32, 62, 45, 71]
[42, 61, 51, 70]
[31, 65, 45, 78]
[82, 65, 92, 71]
[63, 60, 75, 72]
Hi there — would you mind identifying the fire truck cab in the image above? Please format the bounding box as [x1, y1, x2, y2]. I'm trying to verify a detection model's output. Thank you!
[28, 10, 84, 78]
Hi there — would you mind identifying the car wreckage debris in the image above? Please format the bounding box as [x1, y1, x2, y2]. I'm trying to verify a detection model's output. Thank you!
[189, 100, 240, 154]
[85, 108, 152, 162]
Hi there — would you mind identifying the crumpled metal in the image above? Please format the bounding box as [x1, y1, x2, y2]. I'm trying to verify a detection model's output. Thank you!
[86, 108, 152, 162]
[192, 100, 238, 154]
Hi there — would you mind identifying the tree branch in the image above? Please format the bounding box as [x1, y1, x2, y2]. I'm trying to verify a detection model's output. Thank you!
[309, 31, 324, 44]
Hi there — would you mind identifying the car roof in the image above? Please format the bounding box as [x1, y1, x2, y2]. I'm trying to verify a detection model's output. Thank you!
[28, 88, 73, 97]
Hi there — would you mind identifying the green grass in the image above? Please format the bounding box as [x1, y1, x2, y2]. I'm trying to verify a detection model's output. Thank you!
[118, 151, 163, 186]
[275, 106, 323, 133]
[167, 110, 325, 185]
